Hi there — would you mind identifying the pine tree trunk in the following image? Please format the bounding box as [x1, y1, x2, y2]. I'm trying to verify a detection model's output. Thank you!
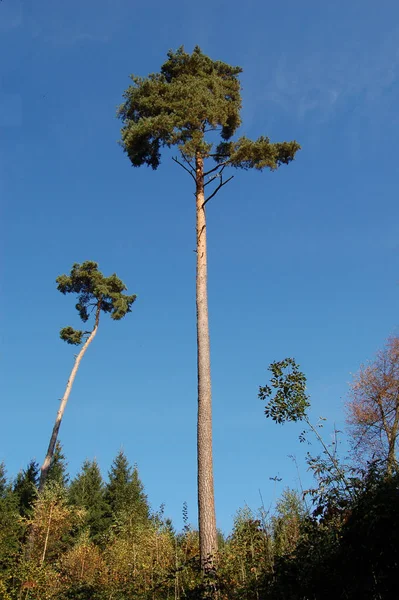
[38, 304, 101, 492]
[195, 153, 218, 568]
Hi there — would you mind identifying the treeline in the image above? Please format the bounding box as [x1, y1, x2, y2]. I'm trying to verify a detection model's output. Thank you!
[0, 443, 398, 599]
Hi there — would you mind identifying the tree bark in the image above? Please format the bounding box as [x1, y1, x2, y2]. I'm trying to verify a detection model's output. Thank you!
[195, 153, 218, 568]
[387, 412, 399, 475]
[38, 303, 101, 492]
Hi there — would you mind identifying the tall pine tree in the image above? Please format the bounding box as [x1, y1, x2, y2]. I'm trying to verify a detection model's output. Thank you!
[118, 46, 300, 566]
[39, 262, 136, 491]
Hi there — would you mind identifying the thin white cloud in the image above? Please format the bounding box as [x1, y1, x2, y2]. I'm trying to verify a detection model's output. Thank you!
[26, 0, 125, 46]
[264, 28, 399, 124]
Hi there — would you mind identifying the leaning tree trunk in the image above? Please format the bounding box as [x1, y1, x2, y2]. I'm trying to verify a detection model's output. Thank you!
[195, 153, 218, 568]
[38, 304, 101, 492]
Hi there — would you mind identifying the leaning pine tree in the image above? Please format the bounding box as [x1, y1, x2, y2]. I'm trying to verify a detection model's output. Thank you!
[39, 261, 136, 492]
[118, 46, 300, 567]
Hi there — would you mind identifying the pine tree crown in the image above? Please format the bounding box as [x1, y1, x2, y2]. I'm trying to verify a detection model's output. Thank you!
[118, 45, 300, 170]
[56, 261, 136, 345]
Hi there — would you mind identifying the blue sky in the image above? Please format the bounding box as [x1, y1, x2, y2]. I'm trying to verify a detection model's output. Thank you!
[1, 0, 398, 532]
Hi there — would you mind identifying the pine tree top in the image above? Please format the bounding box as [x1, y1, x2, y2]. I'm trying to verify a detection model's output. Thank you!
[69, 459, 105, 502]
[56, 261, 136, 345]
[118, 45, 300, 170]
[106, 452, 150, 523]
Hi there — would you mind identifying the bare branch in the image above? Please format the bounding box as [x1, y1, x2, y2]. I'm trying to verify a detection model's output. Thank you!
[305, 416, 353, 498]
[203, 162, 228, 177]
[203, 127, 223, 134]
[204, 164, 227, 188]
[181, 152, 195, 171]
[204, 174, 234, 206]
[172, 156, 196, 181]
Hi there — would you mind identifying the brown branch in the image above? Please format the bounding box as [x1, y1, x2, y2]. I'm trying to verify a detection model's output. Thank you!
[204, 164, 227, 188]
[203, 127, 222, 134]
[355, 405, 398, 432]
[204, 174, 234, 206]
[203, 161, 228, 177]
[388, 404, 399, 473]
[305, 417, 354, 498]
[181, 152, 195, 170]
[172, 156, 196, 182]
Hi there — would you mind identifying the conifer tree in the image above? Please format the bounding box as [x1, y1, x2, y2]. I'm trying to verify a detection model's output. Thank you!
[69, 459, 110, 542]
[39, 261, 136, 492]
[130, 464, 150, 525]
[105, 451, 149, 528]
[0, 464, 23, 572]
[13, 460, 39, 518]
[105, 451, 132, 516]
[118, 46, 300, 566]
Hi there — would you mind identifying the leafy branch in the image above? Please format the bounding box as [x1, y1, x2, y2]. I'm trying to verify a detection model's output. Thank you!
[259, 358, 353, 499]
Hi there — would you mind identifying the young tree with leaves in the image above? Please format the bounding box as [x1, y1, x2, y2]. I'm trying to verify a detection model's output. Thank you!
[223, 505, 272, 594]
[28, 483, 83, 566]
[39, 261, 136, 492]
[259, 359, 352, 501]
[118, 46, 300, 566]
[272, 489, 305, 557]
[346, 336, 399, 475]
